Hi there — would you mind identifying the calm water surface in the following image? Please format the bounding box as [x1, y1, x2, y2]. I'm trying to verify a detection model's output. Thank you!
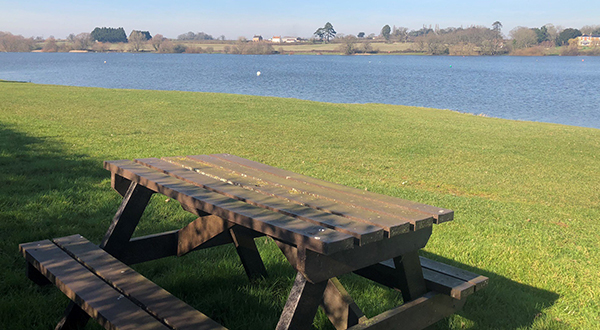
[1, 53, 599, 129]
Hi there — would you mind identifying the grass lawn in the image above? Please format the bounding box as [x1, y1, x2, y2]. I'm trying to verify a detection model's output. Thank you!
[0, 82, 598, 329]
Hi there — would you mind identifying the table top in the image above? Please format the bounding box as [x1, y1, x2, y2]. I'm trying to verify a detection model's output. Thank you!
[104, 154, 453, 255]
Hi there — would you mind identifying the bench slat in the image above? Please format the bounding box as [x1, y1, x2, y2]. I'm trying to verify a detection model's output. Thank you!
[104, 160, 354, 255]
[203, 153, 453, 223]
[163, 157, 411, 238]
[135, 157, 384, 246]
[188, 155, 435, 231]
[20, 240, 170, 330]
[420, 257, 488, 291]
[53, 235, 227, 330]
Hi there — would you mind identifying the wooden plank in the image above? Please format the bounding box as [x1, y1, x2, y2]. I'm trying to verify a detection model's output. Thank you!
[354, 259, 475, 300]
[111, 172, 132, 197]
[177, 215, 233, 256]
[53, 235, 228, 330]
[136, 157, 384, 245]
[119, 230, 179, 265]
[420, 257, 489, 292]
[187, 155, 434, 231]
[202, 153, 453, 224]
[104, 160, 354, 255]
[19, 239, 170, 330]
[321, 278, 367, 330]
[163, 157, 405, 239]
[276, 272, 328, 330]
[346, 292, 465, 330]
[277, 228, 432, 283]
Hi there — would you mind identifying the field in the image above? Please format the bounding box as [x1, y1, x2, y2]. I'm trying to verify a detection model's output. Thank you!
[1, 81, 599, 329]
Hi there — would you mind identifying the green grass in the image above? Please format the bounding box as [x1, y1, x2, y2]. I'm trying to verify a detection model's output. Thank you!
[0, 82, 599, 329]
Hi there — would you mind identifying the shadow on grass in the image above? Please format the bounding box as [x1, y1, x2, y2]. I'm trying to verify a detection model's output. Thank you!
[0, 123, 116, 330]
[420, 251, 560, 330]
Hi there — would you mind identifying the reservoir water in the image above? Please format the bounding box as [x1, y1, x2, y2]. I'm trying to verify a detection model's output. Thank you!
[1, 53, 599, 129]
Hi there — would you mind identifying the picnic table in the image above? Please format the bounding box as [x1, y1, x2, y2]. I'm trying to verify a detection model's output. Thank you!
[20, 154, 487, 330]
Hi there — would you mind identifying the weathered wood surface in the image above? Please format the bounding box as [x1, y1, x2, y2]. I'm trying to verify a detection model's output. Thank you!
[353, 257, 485, 300]
[276, 228, 431, 283]
[189, 154, 453, 223]
[20, 239, 171, 330]
[346, 292, 466, 330]
[53, 235, 227, 330]
[321, 278, 367, 330]
[104, 160, 354, 255]
[137, 157, 386, 245]
[168, 156, 431, 232]
[276, 272, 328, 330]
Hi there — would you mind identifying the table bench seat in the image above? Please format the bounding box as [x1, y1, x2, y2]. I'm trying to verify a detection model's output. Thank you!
[20, 235, 226, 330]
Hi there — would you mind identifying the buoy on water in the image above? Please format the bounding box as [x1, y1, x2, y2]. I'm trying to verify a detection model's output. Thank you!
[256, 71, 261, 76]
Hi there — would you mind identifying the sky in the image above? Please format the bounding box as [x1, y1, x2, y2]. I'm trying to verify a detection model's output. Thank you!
[1, 0, 598, 40]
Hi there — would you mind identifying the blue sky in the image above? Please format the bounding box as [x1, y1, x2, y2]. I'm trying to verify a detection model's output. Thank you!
[1, 1, 598, 39]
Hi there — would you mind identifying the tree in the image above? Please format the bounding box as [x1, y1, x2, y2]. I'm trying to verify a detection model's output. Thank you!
[177, 31, 213, 40]
[557, 28, 582, 46]
[337, 35, 357, 55]
[381, 25, 391, 41]
[315, 22, 337, 42]
[91, 27, 127, 43]
[128, 31, 146, 52]
[357, 32, 365, 38]
[509, 26, 537, 49]
[42, 36, 58, 52]
[72, 33, 92, 50]
[492, 21, 503, 35]
[392, 27, 409, 42]
[151, 34, 165, 51]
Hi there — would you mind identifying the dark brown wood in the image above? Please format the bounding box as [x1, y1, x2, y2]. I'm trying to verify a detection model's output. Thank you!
[111, 172, 132, 197]
[353, 260, 475, 300]
[279, 228, 431, 283]
[229, 226, 268, 280]
[321, 278, 366, 330]
[104, 160, 354, 255]
[27, 262, 51, 286]
[419, 257, 489, 292]
[53, 235, 228, 330]
[346, 292, 466, 330]
[137, 157, 385, 245]
[100, 181, 155, 258]
[188, 155, 436, 231]
[119, 230, 179, 265]
[177, 215, 233, 256]
[54, 302, 90, 330]
[393, 252, 428, 302]
[276, 272, 328, 330]
[20, 239, 171, 330]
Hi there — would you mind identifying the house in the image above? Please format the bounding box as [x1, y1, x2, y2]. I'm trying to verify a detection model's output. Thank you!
[271, 36, 282, 43]
[282, 37, 299, 43]
[578, 34, 600, 47]
[252, 35, 263, 42]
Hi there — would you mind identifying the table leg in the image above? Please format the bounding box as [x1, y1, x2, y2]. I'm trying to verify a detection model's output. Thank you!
[100, 182, 154, 258]
[55, 181, 154, 329]
[276, 272, 328, 330]
[393, 251, 428, 302]
[322, 277, 367, 330]
[229, 226, 268, 280]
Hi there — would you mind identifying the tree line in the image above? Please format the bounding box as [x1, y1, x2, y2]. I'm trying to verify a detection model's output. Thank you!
[1, 23, 599, 55]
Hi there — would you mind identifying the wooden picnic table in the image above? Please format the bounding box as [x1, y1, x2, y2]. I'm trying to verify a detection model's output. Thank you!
[21, 154, 487, 330]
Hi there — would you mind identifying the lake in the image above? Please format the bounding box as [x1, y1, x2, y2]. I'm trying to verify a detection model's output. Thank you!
[1, 53, 599, 129]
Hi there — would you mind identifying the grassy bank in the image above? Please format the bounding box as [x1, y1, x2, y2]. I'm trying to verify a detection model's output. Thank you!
[1, 82, 599, 329]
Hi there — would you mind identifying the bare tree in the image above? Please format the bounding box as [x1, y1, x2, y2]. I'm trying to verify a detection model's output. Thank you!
[128, 31, 146, 52]
[73, 33, 92, 50]
[151, 34, 165, 51]
[42, 36, 59, 52]
[509, 27, 537, 49]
